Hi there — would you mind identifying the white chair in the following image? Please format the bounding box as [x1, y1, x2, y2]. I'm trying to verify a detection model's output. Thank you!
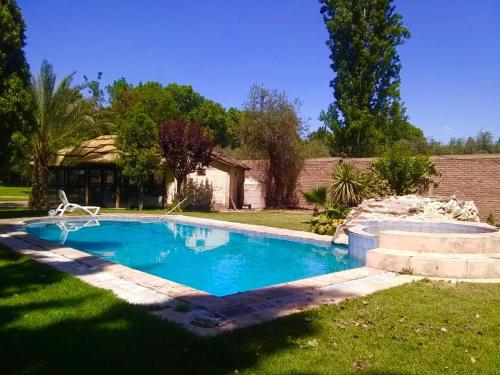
[48, 190, 100, 217]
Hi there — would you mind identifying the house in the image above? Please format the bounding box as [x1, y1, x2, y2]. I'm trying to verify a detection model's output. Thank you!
[48, 135, 249, 209]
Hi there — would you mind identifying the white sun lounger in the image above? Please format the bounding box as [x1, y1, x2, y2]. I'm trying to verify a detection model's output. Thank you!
[48, 190, 100, 217]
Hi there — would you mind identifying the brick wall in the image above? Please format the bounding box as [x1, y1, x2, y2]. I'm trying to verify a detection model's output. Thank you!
[244, 154, 500, 220]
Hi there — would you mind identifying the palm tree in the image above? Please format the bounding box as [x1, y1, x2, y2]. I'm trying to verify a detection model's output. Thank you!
[300, 186, 327, 214]
[29, 60, 94, 208]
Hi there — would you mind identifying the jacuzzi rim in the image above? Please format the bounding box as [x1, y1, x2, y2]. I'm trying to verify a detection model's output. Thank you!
[349, 219, 499, 239]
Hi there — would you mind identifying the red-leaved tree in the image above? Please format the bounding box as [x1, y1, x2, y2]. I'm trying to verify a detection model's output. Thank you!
[158, 119, 214, 199]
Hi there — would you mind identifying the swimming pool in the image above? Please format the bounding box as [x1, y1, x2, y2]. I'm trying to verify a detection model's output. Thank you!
[26, 219, 360, 296]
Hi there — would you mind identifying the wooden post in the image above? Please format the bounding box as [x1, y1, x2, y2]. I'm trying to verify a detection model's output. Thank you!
[115, 168, 120, 208]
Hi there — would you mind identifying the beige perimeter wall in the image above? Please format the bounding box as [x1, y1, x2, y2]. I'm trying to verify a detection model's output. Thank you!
[244, 154, 500, 220]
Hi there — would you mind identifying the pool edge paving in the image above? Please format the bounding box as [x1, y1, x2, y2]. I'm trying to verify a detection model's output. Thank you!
[1, 214, 418, 336]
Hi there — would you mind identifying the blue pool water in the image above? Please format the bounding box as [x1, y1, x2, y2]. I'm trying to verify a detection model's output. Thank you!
[26, 219, 361, 296]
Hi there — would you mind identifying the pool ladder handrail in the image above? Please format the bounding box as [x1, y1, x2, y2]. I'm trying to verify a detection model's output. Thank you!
[165, 198, 189, 215]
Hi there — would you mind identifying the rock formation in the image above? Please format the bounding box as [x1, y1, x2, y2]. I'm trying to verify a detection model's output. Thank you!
[334, 195, 480, 244]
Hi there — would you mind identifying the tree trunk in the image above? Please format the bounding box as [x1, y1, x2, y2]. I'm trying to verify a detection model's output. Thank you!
[138, 182, 144, 210]
[29, 158, 49, 209]
[176, 177, 183, 201]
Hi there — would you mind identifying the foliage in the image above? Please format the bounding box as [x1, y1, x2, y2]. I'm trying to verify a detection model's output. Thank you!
[0, 0, 34, 177]
[107, 80, 238, 147]
[301, 138, 331, 158]
[372, 145, 439, 195]
[117, 111, 160, 210]
[301, 186, 328, 207]
[189, 99, 230, 147]
[424, 131, 500, 155]
[175, 178, 214, 211]
[239, 84, 305, 207]
[158, 119, 214, 199]
[309, 214, 343, 235]
[308, 205, 350, 235]
[486, 214, 496, 226]
[330, 162, 365, 206]
[28, 61, 95, 208]
[107, 79, 177, 126]
[320, 0, 423, 156]
[300, 186, 328, 213]
[360, 167, 394, 199]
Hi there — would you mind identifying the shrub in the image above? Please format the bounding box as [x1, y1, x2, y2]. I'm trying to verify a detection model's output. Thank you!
[329, 162, 391, 207]
[487, 213, 497, 226]
[330, 162, 365, 207]
[175, 178, 214, 211]
[308, 205, 350, 235]
[300, 186, 328, 214]
[372, 145, 439, 195]
[309, 214, 344, 235]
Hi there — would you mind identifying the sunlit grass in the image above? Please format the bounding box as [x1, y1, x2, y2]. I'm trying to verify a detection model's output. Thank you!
[0, 184, 30, 201]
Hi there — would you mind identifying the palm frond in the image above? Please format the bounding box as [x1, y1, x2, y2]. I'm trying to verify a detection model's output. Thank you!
[300, 186, 328, 206]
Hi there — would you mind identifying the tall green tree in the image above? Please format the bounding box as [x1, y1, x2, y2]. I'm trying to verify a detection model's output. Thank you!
[320, 0, 423, 156]
[116, 111, 159, 210]
[0, 0, 33, 177]
[29, 61, 95, 208]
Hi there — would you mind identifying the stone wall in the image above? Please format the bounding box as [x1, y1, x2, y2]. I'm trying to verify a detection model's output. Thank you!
[244, 154, 500, 220]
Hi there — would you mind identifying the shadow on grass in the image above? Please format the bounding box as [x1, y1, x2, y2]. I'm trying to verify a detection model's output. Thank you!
[0, 244, 322, 374]
[0, 208, 47, 220]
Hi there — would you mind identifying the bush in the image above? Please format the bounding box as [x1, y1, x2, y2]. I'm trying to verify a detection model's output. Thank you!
[372, 145, 439, 195]
[329, 162, 391, 207]
[308, 205, 350, 235]
[329, 162, 365, 206]
[309, 214, 344, 235]
[487, 213, 497, 226]
[176, 178, 214, 211]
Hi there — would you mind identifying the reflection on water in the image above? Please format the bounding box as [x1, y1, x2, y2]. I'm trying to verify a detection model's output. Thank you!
[163, 222, 230, 252]
[56, 219, 100, 245]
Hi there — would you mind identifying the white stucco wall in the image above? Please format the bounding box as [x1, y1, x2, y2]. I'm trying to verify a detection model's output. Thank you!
[167, 166, 230, 207]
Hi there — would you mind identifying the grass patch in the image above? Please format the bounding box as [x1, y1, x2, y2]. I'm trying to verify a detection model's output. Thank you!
[0, 207, 312, 232]
[103, 208, 313, 232]
[0, 244, 499, 374]
[0, 184, 30, 201]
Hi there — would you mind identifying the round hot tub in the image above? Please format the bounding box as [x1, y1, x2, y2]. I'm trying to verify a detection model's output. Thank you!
[348, 220, 499, 263]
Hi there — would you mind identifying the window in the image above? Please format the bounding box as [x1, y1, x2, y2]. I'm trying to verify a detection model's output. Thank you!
[196, 168, 206, 176]
[68, 169, 86, 186]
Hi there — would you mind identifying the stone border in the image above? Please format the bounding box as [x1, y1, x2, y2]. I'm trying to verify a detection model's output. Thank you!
[0, 214, 417, 335]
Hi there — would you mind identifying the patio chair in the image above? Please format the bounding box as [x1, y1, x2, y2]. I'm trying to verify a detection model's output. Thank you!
[48, 190, 100, 217]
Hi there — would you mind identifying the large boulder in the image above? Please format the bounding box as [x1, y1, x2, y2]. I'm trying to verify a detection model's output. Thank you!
[333, 195, 480, 244]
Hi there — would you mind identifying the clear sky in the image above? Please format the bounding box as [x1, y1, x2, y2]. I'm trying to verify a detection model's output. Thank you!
[18, 0, 500, 141]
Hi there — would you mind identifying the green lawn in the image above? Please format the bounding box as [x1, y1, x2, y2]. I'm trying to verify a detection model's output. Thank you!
[103, 208, 313, 232]
[0, 243, 499, 374]
[0, 206, 312, 232]
[0, 184, 31, 201]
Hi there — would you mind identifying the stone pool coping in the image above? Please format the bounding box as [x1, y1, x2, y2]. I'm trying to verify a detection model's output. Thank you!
[0, 214, 421, 336]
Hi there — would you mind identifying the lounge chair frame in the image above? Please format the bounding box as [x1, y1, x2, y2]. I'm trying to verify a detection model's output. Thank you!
[49, 190, 100, 217]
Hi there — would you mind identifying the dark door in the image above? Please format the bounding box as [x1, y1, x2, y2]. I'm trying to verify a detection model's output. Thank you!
[89, 169, 115, 207]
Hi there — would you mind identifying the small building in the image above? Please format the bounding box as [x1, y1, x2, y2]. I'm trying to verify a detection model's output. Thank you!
[48, 135, 249, 209]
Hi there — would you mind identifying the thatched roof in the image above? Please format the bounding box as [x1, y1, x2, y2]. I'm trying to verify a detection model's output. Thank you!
[51, 135, 120, 167]
[50, 135, 250, 170]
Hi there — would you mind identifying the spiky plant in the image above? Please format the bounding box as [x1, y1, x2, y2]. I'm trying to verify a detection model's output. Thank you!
[29, 61, 95, 208]
[330, 162, 364, 207]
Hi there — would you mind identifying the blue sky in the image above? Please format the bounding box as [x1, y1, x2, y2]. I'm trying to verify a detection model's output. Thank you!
[18, 0, 499, 141]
